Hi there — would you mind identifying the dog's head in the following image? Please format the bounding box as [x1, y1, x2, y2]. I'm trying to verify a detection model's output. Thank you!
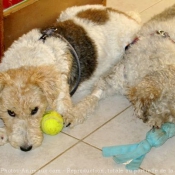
[0, 65, 61, 151]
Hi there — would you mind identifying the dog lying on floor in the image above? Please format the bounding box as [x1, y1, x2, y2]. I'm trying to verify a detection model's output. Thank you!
[0, 5, 140, 151]
[90, 4, 175, 129]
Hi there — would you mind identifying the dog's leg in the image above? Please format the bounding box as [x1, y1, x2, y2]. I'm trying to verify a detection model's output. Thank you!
[104, 63, 126, 95]
[64, 78, 107, 127]
[64, 63, 126, 127]
[127, 74, 163, 127]
[0, 127, 8, 146]
[56, 74, 73, 115]
[65, 93, 101, 126]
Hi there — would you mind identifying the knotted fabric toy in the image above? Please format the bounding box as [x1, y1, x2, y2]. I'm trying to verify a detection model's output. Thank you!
[102, 123, 175, 170]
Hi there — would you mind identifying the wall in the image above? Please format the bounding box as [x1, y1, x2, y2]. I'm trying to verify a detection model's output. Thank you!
[3, 0, 106, 50]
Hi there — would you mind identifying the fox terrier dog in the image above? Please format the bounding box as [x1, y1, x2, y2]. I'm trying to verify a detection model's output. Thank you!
[0, 5, 140, 151]
[91, 4, 175, 129]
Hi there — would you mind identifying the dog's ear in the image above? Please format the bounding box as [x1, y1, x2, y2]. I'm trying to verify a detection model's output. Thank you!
[30, 66, 61, 109]
[0, 72, 11, 92]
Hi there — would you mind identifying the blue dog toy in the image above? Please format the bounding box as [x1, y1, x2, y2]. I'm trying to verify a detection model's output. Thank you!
[102, 123, 175, 170]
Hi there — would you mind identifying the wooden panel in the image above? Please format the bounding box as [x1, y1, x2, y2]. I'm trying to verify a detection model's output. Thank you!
[0, 0, 4, 58]
[4, 0, 106, 50]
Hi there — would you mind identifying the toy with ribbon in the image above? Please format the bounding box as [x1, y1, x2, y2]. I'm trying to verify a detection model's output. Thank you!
[102, 123, 175, 170]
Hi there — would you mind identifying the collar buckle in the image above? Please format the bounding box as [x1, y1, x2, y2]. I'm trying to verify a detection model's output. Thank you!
[156, 30, 169, 38]
[39, 27, 57, 42]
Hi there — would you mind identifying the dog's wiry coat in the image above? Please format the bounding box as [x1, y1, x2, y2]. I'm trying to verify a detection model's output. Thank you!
[0, 5, 140, 150]
[92, 4, 175, 128]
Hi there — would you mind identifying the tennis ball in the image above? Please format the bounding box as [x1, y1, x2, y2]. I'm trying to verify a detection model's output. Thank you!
[41, 111, 63, 135]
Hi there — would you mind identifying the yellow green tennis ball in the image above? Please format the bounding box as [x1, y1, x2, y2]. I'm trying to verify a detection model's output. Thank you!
[41, 111, 63, 135]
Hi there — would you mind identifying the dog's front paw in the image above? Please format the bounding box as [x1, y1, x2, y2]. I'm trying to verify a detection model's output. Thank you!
[0, 128, 8, 146]
[63, 109, 86, 128]
[148, 117, 164, 128]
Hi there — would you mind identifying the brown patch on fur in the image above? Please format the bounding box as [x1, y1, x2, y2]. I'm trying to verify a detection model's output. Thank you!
[129, 86, 161, 105]
[1, 66, 61, 110]
[52, 20, 97, 87]
[107, 8, 139, 23]
[29, 66, 61, 109]
[77, 9, 109, 24]
[128, 79, 162, 122]
[0, 72, 11, 91]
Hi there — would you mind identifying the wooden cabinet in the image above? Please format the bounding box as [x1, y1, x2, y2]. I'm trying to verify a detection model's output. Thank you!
[0, 0, 3, 58]
[1, 0, 106, 59]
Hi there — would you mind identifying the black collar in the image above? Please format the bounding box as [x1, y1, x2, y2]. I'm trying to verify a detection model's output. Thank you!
[39, 27, 81, 96]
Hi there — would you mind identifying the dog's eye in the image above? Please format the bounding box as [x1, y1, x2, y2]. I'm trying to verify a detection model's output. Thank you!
[31, 107, 38, 115]
[7, 110, 16, 117]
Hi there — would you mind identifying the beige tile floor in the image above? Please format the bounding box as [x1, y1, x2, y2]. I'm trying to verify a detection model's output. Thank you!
[1, 0, 175, 175]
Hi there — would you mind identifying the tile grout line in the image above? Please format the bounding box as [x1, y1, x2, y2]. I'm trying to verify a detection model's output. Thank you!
[139, 0, 163, 13]
[82, 105, 132, 141]
[81, 140, 102, 151]
[139, 167, 156, 175]
[60, 105, 132, 145]
[62, 105, 132, 142]
[76, 106, 132, 153]
[66, 106, 132, 149]
[32, 140, 81, 175]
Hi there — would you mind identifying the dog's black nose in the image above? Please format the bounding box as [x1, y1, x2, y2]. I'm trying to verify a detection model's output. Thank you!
[20, 145, 32, 152]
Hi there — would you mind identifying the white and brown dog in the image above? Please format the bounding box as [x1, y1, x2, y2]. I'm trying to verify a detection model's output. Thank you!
[0, 5, 140, 151]
[91, 5, 175, 129]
